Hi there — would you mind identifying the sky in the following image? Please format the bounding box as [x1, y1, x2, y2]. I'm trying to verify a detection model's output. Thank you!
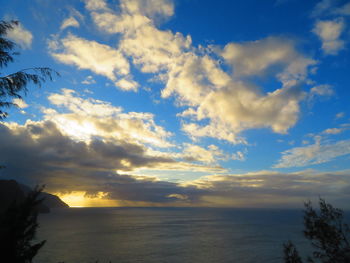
[1, 0, 350, 208]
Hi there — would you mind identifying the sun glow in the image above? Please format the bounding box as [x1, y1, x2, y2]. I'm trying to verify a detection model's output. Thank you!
[56, 191, 119, 207]
[53, 117, 98, 142]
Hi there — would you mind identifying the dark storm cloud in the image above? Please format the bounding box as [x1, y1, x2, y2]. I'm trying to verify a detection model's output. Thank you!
[0, 121, 205, 203]
[0, 121, 173, 172]
[2, 121, 350, 207]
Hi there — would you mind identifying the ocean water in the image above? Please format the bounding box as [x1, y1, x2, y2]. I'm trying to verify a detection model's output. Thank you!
[35, 207, 311, 263]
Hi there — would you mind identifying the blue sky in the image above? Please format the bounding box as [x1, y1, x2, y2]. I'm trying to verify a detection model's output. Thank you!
[1, 0, 350, 207]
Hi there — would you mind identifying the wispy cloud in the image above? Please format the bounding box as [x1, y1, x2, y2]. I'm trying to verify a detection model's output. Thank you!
[60, 16, 80, 30]
[274, 137, 350, 168]
[333, 2, 350, 16]
[322, 127, 345, 135]
[310, 84, 334, 97]
[312, 0, 350, 17]
[311, 0, 334, 17]
[335, 112, 345, 119]
[5, 22, 33, 49]
[81, 75, 96, 85]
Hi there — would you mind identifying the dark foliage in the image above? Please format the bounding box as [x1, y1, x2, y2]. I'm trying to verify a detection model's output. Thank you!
[283, 198, 350, 263]
[283, 240, 303, 263]
[0, 20, 58, 119]
[0, 20, 18, 68]
[0, 186, 46, 263]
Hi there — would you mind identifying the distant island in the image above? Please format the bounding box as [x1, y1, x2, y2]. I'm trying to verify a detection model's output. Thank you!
[0, 179, 69, 213]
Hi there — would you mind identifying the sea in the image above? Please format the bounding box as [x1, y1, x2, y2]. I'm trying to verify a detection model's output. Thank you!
[36, 207, 312, 263]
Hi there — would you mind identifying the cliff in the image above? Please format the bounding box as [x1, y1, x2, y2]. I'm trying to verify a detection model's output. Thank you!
[0, 179, 69, 213]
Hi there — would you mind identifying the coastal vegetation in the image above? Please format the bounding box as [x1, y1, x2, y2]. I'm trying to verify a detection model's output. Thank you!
[0, 186, 46, 262]
[0, 20, 57, 120]
[283, 199, 350, 263]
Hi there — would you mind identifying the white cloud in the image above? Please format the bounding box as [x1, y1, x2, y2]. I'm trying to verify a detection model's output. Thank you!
[12, 98, 28, 109]
[81, 75, 96, 85]
[115, 78, 139, 91]
[181, 143, 228, 164]
[91, 11, 151, 34]
[310, 84, 334, 96]
[84, 0, 109, 11]
[274, 137, 350, 168]
[323, 127, 345, 134]
[87, 0, 174, 30]
[6, 23, 33, 49]
[120, 26, 192, 73]
[181, 122, 246, 144]
[49, 34, 138, 90]
[60, 16, 80, 30]
[195, 83, 304, 133]
[81, 0, 317, 144]
[232, 151, 246, 161]
[120, 0, 174, 20]
[44, 89, 173, 147]
[336, 112, 345, 119]
[48, 88, 122, 117]
[219, 37, 315, 83]
[313, 19, 345, 55]
[178, 78, 305, 143]
[163, 49, 309, 142]
[309, 84, 334, 99]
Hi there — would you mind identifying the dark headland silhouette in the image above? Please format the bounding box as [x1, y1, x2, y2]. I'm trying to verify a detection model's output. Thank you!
[0, 179, 69, 213]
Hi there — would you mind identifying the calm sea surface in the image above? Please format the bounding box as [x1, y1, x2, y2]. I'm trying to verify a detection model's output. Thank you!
[36, 207, 311, 263]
